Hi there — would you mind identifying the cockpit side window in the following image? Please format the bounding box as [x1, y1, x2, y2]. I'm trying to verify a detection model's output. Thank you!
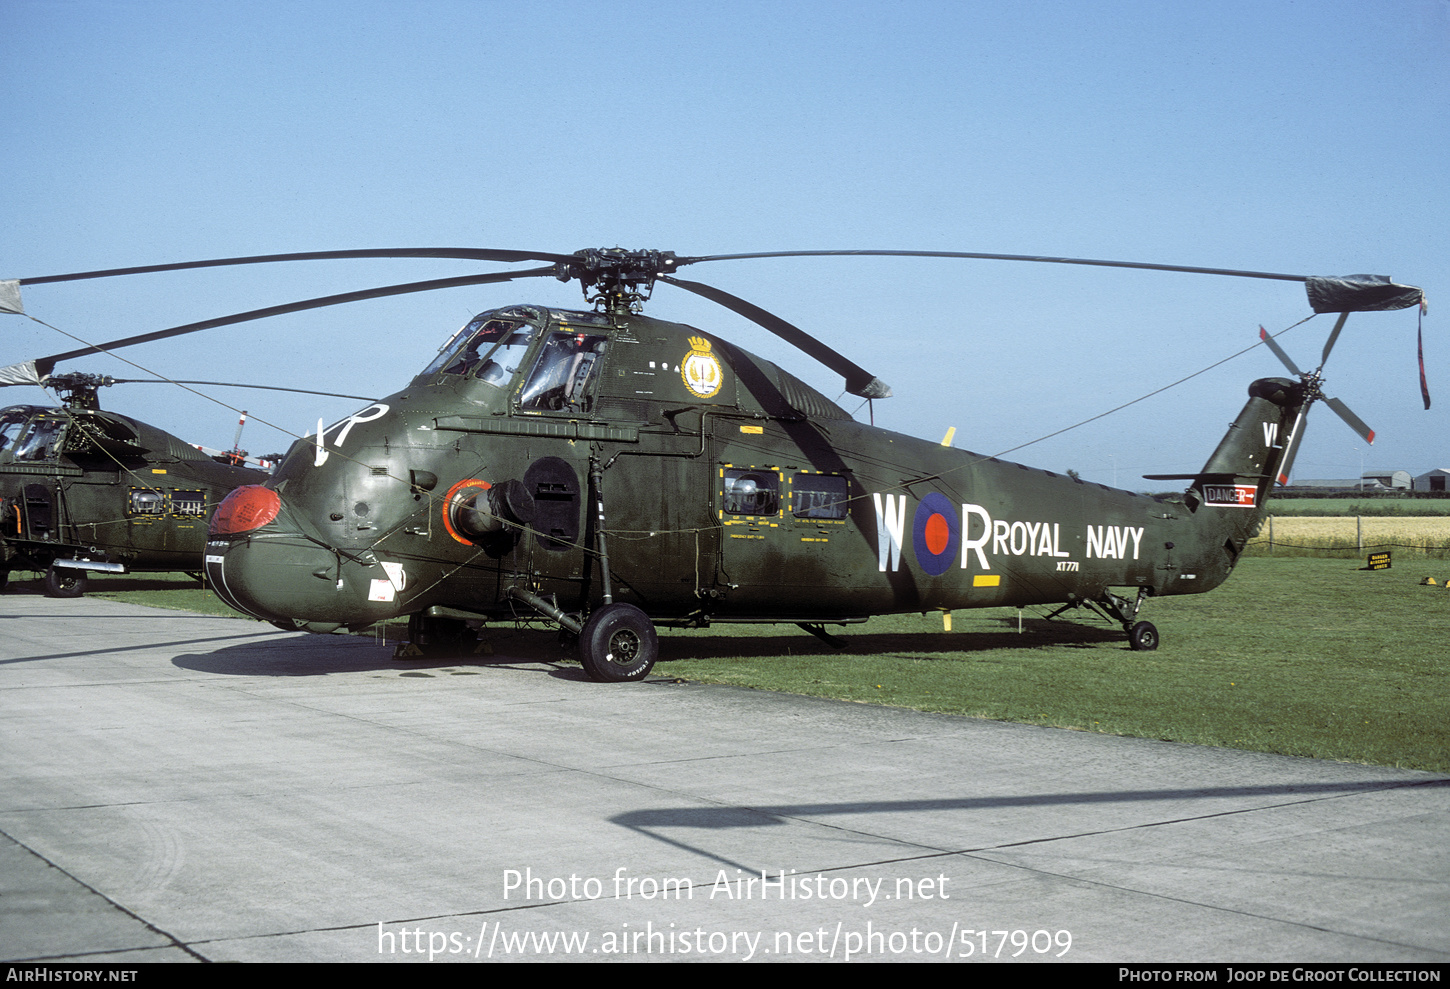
[14, 418, 63, 462]
[518, 332, 607, 413]
[422, 314, 537, 387]
[0, 412, 26, 461]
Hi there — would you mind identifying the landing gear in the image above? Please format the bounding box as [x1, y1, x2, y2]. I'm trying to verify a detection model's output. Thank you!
[44, 565, 87, 599]
[1092, 588, 1161, 651]
[579, 603, 658, 682]
[1128, 620, 1159, 652]
[402, 612, 476, 658]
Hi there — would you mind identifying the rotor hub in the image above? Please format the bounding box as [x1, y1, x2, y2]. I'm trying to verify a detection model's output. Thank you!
[47, 372, 115, 410]
[554, 248, 679, 315]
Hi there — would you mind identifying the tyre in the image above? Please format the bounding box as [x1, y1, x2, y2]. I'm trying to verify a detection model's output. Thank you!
[578, 603, 657, 682]
[1128, 620, 1159, 651]
[44, 565, 87, 599]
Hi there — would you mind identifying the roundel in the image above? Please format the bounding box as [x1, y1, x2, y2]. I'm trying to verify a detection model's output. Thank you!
[912, 492, 959, 577]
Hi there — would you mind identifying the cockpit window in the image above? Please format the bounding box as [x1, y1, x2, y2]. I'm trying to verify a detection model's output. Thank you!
[14, 418, 63, 462]
[423, 313, 538, 387]
[0, 412, 26, 460]
[518, 332, 607, 412]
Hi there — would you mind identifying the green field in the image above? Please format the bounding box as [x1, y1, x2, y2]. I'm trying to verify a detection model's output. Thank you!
[13, 556, 1449, 772]
[1263, 497, 1449, 516]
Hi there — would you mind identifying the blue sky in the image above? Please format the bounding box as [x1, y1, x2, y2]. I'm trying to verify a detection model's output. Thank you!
[3, 0, 1445, 483]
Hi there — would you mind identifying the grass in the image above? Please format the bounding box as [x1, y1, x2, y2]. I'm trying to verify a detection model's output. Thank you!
[12, 558, 1449, 772]
[652, 558, 1449, 772]
[1263, 497, 1450, 516]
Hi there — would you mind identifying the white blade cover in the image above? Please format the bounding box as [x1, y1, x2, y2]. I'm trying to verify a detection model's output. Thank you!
[0, 360, 42, 386]
[0, 280, 22, 315]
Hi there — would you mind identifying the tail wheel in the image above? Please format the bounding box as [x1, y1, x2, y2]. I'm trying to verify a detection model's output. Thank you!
[44, 565, 87, 599]
[579, 603, 658, 682]
[1128, 620, 1159, 651]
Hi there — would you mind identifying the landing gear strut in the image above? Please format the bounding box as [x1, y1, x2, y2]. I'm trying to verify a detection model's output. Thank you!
[399, 612, 477, 658]
[1092, 588, 1159, 651]
[494, 455, 660, 683]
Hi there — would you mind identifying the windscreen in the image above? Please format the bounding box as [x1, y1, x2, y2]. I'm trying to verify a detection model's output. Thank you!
[422, 312, 538, 387]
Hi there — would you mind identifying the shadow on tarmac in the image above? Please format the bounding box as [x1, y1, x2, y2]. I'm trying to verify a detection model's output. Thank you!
[610, 778, 1450, 870]
[160, 615, 1127, 678]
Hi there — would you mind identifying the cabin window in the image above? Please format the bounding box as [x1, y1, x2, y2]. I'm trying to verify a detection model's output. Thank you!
[171, 490, 207, 517]
[792, 472, 849, 520]
[128, 489, 165, 516]
[722, 468, 780, 517]
[423, 314, 537, 387]
[518, 332, 607, 412]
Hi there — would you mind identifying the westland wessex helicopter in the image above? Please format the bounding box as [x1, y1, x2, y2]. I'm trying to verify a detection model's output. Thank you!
[0, 283, 381, 596]
[0, 370, 273, 596]
[1, 250, 1426, 674]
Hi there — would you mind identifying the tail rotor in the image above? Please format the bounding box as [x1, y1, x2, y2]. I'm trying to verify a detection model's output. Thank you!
[1258, 313, 1374, 485]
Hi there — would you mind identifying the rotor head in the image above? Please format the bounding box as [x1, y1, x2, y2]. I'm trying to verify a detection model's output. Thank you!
[554, 248, 680, 314]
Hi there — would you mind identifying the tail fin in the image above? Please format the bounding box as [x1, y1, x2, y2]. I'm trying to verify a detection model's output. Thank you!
[1194, 376, 1305, 500]
[1143, 377, 1307, 587]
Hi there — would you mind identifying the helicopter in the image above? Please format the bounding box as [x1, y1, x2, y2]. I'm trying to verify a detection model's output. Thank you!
[1, 249, 1425, 674]
[0, 371, 273, 596]
[0, 351, 381, 596]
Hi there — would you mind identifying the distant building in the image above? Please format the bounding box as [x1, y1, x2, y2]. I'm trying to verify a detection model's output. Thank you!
[1414, 468, 1450, 492]
[1287, 477, 1393, 492]
[1363, 470, 1412, 490]
[1285, 471, 1414, 492]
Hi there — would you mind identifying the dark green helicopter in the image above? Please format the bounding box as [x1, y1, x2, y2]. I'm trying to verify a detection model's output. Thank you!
[0, 371, 272, 596]
[2, 250, 1425, 675]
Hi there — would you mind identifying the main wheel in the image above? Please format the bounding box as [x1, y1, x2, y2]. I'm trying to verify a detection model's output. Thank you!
[44, 565, 87, 599]
[1128, 620, 1159, 651]
[578, 603, 657, 682]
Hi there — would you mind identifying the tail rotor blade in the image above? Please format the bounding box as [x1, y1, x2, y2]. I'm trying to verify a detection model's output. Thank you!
[1319, 311, 1350, 369]
[1275, 408, 1308, 486]
[1323, 395, 1375, 445]
[1259, 326, 1302, 376]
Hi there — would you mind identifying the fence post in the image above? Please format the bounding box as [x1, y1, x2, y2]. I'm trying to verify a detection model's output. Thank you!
[1357, 516, 1362, 551]
[1268, 514, 1274, 555]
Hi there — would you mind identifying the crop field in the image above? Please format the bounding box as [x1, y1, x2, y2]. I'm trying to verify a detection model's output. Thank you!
[1247, 514, 1450, 557]
[12, 553, 1449, 772]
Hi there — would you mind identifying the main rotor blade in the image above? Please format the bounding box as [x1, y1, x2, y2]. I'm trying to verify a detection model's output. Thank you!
[674, 250, 1310, 283]
[1323, 395, 1375, 445]
[33, 266, 557, 376]
[114, 379, 379, 402]
[1258, 326, 1302, 376]
[18, 249, 577, 286]
[658, 274, 891, 399]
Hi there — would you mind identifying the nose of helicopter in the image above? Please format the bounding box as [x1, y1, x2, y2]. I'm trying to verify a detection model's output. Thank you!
[206, 485, 385, 630]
